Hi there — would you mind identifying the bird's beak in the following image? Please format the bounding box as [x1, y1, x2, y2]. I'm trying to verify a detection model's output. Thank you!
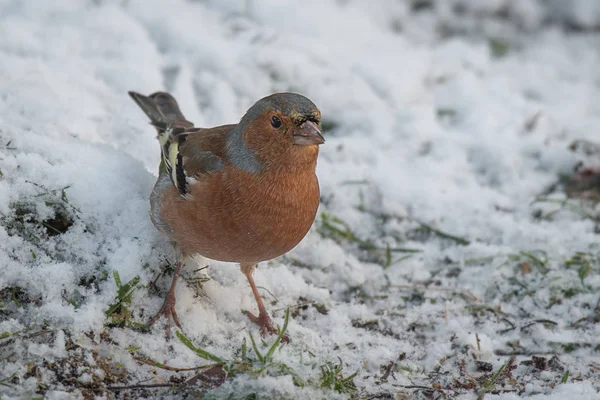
[293, 120, 325, 146]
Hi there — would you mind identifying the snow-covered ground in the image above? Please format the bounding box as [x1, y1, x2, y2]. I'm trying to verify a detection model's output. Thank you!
[2, 0, 600, 398]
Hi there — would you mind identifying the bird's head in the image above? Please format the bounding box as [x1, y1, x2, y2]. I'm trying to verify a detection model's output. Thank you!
[228, 92, 324, 172]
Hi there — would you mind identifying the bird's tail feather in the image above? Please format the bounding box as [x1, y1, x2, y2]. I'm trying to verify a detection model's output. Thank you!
[128, 91, 193, 131]
[129, 91, 196, 194]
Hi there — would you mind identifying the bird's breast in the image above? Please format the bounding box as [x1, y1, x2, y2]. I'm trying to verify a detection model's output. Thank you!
[158, 166, 320, 263]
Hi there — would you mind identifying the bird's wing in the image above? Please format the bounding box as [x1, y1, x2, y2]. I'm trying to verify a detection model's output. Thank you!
[174, 125, 235, 195]
[158, 126, 221, 196]
[129, 91, 231, 197]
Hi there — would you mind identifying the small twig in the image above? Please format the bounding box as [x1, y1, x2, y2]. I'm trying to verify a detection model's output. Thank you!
[108, 383, 177, 391]
[494, 350, 555, 356]
[570, 316, 591, 328]
[521, 319, 558, 331]
[185, 364, 227, 388]
[391, 284, 478, 301]
[24, 329, 56, 340]
[380, 361, 394, 382]
[0, 371, 17, 389]
[475, 333, 481, 352]
[394, 384, 439, 392]
[149, 269, 166, 290]
[257, 286, 278, 303]
[498, 318, 517, 334]
[0, 328, 55, 349]
[273, 301, 312, 313]
[41, 221, 63, 235]
[132, 355, 213, 372]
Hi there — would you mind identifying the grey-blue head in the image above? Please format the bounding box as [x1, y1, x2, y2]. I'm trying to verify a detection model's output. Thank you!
[226, 92, 324, 172]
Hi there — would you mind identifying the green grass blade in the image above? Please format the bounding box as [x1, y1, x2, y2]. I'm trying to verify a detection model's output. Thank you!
[560, 370, 569, 384]
[176, 331, 223, 363]
[479, 358, 512, 394]
[113, 270, 122, 287]
[265, 308, 290, 361]
[248, 332, 264, 364]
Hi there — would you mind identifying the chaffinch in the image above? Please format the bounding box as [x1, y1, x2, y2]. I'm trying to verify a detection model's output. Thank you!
[129, 90, 324, 339]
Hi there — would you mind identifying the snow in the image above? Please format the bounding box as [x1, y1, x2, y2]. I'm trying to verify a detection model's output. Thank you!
[1, 0, 600, 398]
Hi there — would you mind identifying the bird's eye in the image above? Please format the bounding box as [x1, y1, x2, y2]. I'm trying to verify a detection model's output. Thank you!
[270, 116, 282, 128]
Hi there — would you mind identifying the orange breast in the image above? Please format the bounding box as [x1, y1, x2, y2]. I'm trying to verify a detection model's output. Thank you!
[157, 165, 320, 263]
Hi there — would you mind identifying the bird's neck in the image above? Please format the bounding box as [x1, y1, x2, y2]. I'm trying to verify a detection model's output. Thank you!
[262, 145, 319, 173]
[225, 125, 263, 174]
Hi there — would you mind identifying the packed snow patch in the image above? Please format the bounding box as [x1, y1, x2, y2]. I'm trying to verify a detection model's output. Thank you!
[1, 0, 600, 398]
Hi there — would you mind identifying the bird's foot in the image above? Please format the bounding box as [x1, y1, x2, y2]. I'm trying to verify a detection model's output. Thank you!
[243, 310, 290, 343]
[147, 294, 182, 339]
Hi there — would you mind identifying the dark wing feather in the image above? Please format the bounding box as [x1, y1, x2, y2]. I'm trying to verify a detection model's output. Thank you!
[129, 91, 225, 196]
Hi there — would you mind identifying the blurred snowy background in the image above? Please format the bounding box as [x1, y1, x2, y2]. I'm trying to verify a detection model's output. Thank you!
[1, 0, 600, 398]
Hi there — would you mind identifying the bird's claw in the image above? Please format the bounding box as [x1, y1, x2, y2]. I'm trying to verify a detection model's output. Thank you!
[147, 295, 182, 339]
[243, 310, 290, 343]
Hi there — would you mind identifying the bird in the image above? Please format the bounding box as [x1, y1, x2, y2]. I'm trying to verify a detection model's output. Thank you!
[128, 90, 324, 340]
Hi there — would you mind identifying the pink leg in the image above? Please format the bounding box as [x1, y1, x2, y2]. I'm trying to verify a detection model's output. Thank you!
[241, 263, 290, 343]
[147, 259, 184, 338]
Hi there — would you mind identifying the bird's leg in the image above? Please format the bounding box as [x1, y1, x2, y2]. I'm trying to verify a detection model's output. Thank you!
[241, 263, 290, 343]
[147, 258, 185, 338]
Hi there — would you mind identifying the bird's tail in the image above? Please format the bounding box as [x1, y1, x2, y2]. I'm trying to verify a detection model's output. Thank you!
[128, 91, 193, 132]
[129, 91, 195, 191]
